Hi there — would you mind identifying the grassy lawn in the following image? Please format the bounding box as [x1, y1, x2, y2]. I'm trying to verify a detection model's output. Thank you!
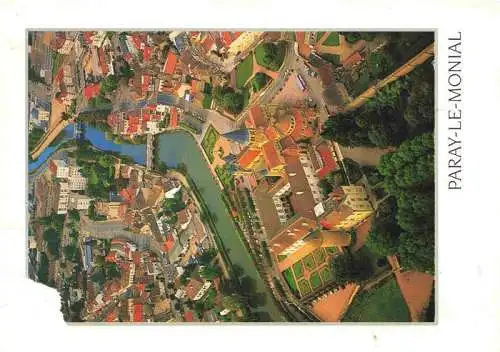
[322, 32, 340, 46]
[241, 86, 251, 108]
[320, 53, 341, 66]
[342, 276, 410, 322]
[320, 266, 333, 282]
[313, 248, 326, 265]
[278, 254, 287, 262]
[283, 268, 298, 293]
[310, 272, 322, 290]
[201, 125, 219, 164]
[298, 279, 312, 296]
[235, 54, 254, 89]
[326, 247, 338, 255]
[255, 41, 286, 71]
[293, 261, 304, 279]
[51, 51, 63, 80]
[303, 254, 316, 271]
[215, 165, 233, 189]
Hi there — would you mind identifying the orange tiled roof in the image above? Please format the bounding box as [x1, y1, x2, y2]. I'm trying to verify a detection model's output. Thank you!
[311, 283, 359, 321]
[290, 110, 313, 141]
[316, 142, 337, 179]
[169, 107, 178, 128]
[163, 51, 177, 74]
[262, 142, 283, 170]
[238, 149, 261, 169]
[264, 126, 280, 141]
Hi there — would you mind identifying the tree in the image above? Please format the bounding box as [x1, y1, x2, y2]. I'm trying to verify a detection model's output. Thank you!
[100, 75, 118, 94]
[377, 133, 435, 273]
[222, 294, 246, 311]
[366, 221, 401, 256]
[199, 264, 221, 280]
[342, 158, 362, 183]
[252, 72, 268, 91]
[398, 232, 434, 273]
[91, 269, 106, 285]
[198, 248, 217, 265]
[63, 245, 78, 261]
[331, 251, 373, 286]
[61, 112, 72, 121]
[68, 209, 80, 222]
[105, 263, 121, 280]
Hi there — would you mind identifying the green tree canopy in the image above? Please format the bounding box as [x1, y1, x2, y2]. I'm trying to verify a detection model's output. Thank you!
[199, 264, 221, 280]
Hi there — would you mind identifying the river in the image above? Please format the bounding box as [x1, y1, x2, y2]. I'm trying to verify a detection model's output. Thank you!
[28, 125, 284, 322]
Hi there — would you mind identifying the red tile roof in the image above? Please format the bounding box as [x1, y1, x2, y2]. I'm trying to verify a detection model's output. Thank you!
[143, 46, 153, 61]
[119, 187, 136, 205]
[238, 149, 261, 169]
[169, 108, 178, 128]
[84, 83, 101, 101]
[163, 51, 177, 74]
[262, 142, 283, 170]
[248, 105, 267, 128]
[342, 51, 362, 68]
[98, 48, 108, 75]
[316, 143, 338, 179]
[185, 278, 204, 300]
[221, 32, 234, 48]
[105, 310, 117, 322]
[133, 304, 143, 322]
[55, 67, 64, 85]
[201, 35, 215, 53]
[132, 35, 143, 50]
[184, 311, 194, 322]
[296, 32, 311, 58]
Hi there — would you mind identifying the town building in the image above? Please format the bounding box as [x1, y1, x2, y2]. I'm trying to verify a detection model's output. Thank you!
[49, 159, 69, 178]
[54, 182, 70, 214]
[69, 193, 91, 210]
[318, 186, 374, 231]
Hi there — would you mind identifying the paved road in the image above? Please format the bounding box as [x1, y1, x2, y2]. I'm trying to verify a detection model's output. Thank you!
[295, 60, 330, 123]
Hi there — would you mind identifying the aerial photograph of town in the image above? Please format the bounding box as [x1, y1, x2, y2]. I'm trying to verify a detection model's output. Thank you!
[27, 30, 435, 323]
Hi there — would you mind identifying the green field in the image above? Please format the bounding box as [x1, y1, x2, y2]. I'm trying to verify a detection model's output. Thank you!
[255, 42, 286, 71]
[283, 268, 297, 293]
[293, 261, 304, 279]
[201, 125, 219, 164]
[310, 272, 322, 290]
[298, 279, 312, 296]
[313, 248, 326, 265]
[342, 277, 410, 322]
[322, 32, 340, 46]
[202, 94, 213, 109]
[235, 54, 254, 89]
[320, 266, 333, 282]
[303, 254, 316, 271]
